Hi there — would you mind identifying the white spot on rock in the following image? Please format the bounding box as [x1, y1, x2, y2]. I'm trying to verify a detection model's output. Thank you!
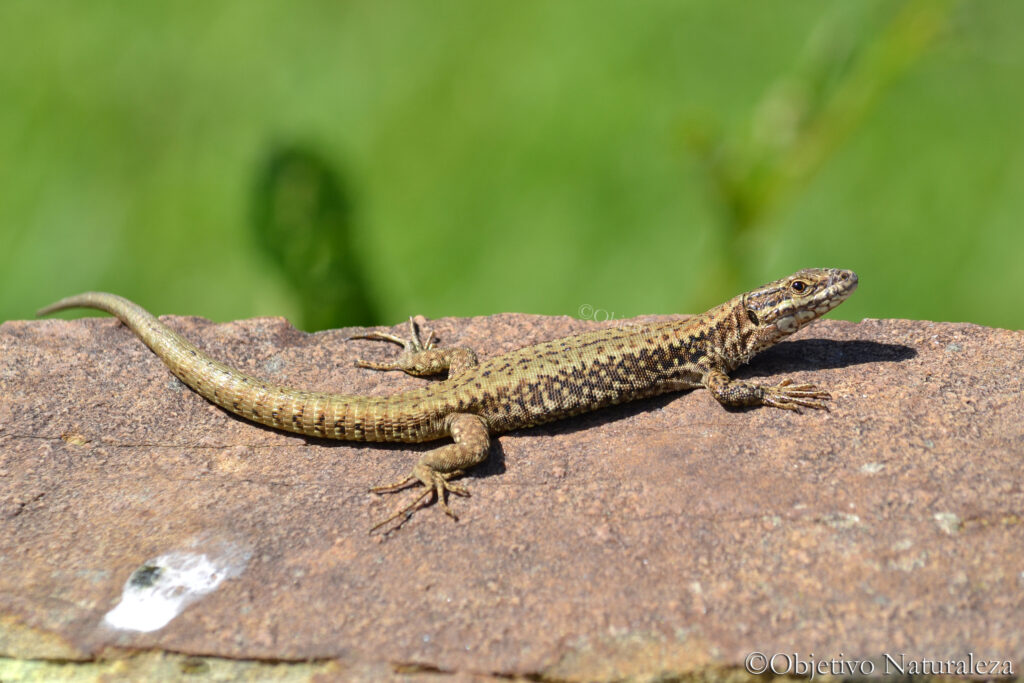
[104, 541, 250, 632]
[933, 511, 962, 535]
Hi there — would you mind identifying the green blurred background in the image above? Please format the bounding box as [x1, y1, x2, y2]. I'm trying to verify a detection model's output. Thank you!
[1, 0, 1021, 331]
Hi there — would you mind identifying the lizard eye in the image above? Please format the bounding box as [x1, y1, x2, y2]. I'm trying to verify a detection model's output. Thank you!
[790, 280, 808, 293]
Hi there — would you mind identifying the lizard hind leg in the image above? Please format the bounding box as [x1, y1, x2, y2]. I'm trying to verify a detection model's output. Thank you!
[369, 413, 490, 533]
[349, 317, 434, 370]
[349, 317, 478, 378]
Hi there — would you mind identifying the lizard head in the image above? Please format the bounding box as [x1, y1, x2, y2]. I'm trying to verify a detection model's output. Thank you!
[741, 268, 858, 351]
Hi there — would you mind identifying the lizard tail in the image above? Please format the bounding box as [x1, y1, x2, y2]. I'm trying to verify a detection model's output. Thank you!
[38, 292, 435, 442]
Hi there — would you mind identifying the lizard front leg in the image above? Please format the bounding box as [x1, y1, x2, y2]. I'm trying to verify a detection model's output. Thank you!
[350, 317, 478, 377]
[370, 413, 490, 533]
[703, 368, 831, 412]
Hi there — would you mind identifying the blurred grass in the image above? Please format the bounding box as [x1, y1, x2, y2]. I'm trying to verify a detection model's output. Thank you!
[1, 1, 1022, 331]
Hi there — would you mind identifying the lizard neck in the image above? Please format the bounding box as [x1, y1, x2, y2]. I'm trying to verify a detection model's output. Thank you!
[695, 295, 760, 372]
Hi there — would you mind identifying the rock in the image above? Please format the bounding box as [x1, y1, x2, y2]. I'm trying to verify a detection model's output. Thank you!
[0, 313, 1022, 680]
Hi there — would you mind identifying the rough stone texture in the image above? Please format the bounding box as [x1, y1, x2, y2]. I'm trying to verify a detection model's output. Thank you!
[0, 312, 1022, 680]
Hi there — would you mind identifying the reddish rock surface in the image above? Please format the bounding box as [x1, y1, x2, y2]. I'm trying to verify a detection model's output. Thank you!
[1, 312, 1022, 680]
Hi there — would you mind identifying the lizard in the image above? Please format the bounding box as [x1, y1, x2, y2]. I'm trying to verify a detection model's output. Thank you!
[37, 267, 857, 531]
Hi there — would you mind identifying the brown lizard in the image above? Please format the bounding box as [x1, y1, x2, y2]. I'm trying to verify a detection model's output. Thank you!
[38, 267, 857, 530]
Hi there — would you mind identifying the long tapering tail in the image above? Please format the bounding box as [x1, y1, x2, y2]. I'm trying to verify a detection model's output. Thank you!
[38, 293, 434, 442]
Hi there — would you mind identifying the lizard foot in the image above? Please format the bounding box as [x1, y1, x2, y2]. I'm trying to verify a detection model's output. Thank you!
[761, 379, 831, 412]
[369, 466, 469, 533]
[349, 317, 436, 372]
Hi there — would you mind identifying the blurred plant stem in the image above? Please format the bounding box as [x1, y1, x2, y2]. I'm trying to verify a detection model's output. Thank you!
[685, 0, 955, 294]
[251, 146, 377, 331]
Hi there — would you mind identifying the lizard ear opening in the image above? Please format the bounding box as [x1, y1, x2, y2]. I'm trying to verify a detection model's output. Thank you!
[746, 309, 760, 326]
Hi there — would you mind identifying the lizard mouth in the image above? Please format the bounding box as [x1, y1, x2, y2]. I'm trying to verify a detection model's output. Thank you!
[774, 269, 858, 334]
[812, 269, 858, 314]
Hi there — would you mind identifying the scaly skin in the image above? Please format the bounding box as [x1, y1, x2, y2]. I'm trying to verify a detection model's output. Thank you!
[38, 268, 858, 530]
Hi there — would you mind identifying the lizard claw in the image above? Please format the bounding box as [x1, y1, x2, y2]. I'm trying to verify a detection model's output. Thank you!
[763, 379, 832, 412]
[349, 318, 436, 372]
[350, 318, 434, 351]
[369, 466, 469, 534]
